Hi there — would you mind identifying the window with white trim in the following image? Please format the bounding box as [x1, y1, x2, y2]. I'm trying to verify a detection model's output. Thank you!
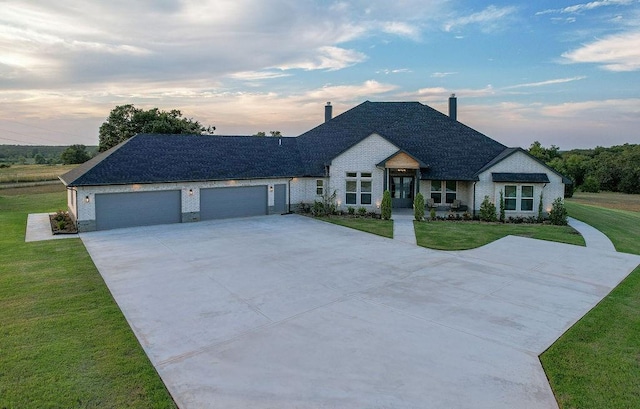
[504, 185, 534, 211]
[345, 171, 373, 205]
[505, 185, 517, 210]
[316, 180, 324, 196]
[430, 180, 457, 204]
[521, 185, 534, 211]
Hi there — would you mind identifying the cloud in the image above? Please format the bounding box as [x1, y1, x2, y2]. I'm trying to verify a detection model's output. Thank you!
[430, 72, 457, 78]
[443, 5, 518, 33]
[562, 31, 640, 71]
[377, 68, 412, 75]
[227, 71, 291, 81]
[536, 0, 636, 15]
[504, 76, 587, 89]
[274, 46, 367, 71]
[380, 21, 421, 40]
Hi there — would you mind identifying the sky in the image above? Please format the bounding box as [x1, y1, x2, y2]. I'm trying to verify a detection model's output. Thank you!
[1, 0, 639, 149]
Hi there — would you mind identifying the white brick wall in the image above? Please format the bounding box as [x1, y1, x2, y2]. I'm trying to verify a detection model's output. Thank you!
[475, 151, 565, 216]
[329, 133, 399, 211]
[290, 177, 326, 205]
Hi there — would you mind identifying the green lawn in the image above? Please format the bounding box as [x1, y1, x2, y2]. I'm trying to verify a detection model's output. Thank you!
[413, 221, 584, 250]
[0, 190, 176, 408]
[540, 201, 640, 409]
[317, 216, 394, 238]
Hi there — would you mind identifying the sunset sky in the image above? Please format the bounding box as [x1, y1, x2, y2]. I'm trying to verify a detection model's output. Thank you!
[1, 0, 639, 149]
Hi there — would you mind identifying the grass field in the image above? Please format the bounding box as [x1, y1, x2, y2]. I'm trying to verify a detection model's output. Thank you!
[0, 164, 77, 184]
[569, 191, 640, 212]
[318, 216, 394, 238]
[541, 196, 640, 409]
[413, 221, 584, 250]
[0, 186, 176, 408]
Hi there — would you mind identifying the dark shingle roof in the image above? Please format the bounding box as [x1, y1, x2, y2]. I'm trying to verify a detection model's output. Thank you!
[61, 134, 304, 186]
[61, 101, 570, 187]
[492, 173, 550, 183]
[296, 101, 507, 180]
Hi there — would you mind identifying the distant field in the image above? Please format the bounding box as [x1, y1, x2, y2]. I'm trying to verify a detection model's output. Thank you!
[0, 164, 77, 184]
[569, 191, 640, 212]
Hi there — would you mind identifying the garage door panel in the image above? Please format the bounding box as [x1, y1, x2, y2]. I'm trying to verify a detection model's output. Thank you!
[200, 186, 267, 220]
[95, 190, 181, 231]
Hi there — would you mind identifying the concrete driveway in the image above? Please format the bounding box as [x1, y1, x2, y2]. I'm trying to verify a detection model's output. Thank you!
[81, 215, 640, 409]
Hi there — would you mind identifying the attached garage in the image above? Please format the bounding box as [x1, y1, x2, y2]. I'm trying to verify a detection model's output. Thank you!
[200, 186, 268, 220]
[95, 190, 181, 231]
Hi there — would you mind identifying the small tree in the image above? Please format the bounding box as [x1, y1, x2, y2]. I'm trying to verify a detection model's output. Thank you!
[414, 192, 425, 221]
[499, 190, 505, 223]
[430, 207, 436, 221]
[479, 195, 497, 222]
[537, 191, 544, 223]
[381, 190, 392, 220]
[549, 197, 568, 226]
[61, 144, 91, 164]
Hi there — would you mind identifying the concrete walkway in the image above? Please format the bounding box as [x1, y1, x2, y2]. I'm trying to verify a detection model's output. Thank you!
[392, 209, 416, 245]
[25, 213, 78, 242]
[568, 217, 617, 252]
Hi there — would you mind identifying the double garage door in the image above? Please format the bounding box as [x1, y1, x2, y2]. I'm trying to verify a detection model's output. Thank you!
[94, 185, 281, 231]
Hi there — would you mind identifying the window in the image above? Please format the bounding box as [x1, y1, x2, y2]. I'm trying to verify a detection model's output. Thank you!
[316, 180, 324, 196]
[521, 185, 534, 211]
[430, 181, 442, 203]
[445, 181, 457, 204]
[504, 185, 517, 210]
[504, 185, 534, 211]
[345, 171, 373, 205]
[361, 180, 372, 204]
[346, 180, 357, 205]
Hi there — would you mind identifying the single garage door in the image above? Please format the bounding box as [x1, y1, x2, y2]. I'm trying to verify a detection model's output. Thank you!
[200, 186, 267, 220]
[95, 190, 181, 231]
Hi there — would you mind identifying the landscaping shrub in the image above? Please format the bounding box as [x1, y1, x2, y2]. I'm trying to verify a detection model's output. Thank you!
[549, 197, 568, 225]
[538, 192, 544, 223]
[479, 195, 497, 222]
[347, 206, 355, 215]
[414, 192, 425, 221]
[430, 207, 436, 221]
[357, 207, 367, 217]
[381, 190, 392, 220]
[499, 190, 505, 222]
[463, 211, 472, 221]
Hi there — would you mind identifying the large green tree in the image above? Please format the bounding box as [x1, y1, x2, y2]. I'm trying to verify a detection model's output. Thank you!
[98, 105, 214, 152]
[61, 144, 91, 164]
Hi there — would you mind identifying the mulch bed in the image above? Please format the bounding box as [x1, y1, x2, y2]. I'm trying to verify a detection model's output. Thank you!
[49, 212, 78, 234]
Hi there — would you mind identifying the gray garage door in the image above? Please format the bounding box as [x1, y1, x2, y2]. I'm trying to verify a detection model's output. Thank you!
[95, 190, 181, 231]
[200, 186, 267, 220]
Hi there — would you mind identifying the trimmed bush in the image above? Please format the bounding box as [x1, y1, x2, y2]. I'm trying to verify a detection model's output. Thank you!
[347, 206, 355, 215]
[381, 190, 392, 220]
[549, 197, 568, 226]
[499, 190, 505, 223]
[479, 195, 497, 222]
[414, 192, 425, 221]
[538, 191, 544, 223]
[357, 207, 367, 217]
[430, 207, 436, 221]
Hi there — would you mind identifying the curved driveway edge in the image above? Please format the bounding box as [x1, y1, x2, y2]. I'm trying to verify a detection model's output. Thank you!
[80, 215, 640, 409]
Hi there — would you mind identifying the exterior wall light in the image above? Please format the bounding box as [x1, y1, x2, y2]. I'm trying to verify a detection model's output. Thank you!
[376, 201, 381, 209]
[188, 189, 194, 196]
[85, 196, 90, 203]
[269, 185, 274, 192]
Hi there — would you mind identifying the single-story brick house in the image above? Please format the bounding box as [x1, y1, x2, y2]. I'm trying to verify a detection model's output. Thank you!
[60, 97, 570, 231]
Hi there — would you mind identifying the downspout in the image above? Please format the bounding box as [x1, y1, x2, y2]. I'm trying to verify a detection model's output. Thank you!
[472, 181, 477, 219]
[288, 178, 293, 214]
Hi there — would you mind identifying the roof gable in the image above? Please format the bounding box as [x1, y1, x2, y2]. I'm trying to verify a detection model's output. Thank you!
[296, 101, 506, 179]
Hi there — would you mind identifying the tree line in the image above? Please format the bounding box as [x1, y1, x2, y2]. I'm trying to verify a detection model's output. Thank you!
[528, 141, 640, 195]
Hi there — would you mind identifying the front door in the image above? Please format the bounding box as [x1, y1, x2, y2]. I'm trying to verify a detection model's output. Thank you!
[391, 175, 414, 208]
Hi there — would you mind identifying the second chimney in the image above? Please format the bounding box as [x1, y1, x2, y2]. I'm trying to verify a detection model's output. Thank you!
[448, 94, 457, 121]
[325, 102, 332, 123]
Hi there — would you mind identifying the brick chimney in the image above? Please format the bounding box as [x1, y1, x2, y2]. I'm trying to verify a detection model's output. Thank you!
[325, 102, 332, 123]
[449, 94, 457, 121]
